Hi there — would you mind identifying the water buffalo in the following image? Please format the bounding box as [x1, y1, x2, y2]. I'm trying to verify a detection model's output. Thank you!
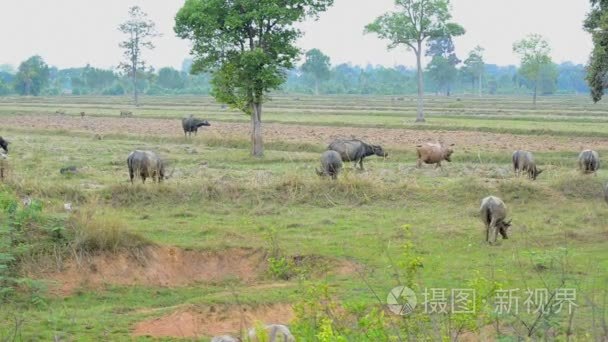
[416, 142, 454, 168]
[480, 196, 511, 244]
[120, 110, 133, 117]
[127, 150, 166, 184]
[578, 149, 600, 174]
[316, 150, 343, 180]
[0, 151, 7, 180]
[512, 150, 543, 180]
[0, 137, 8, 153]
[182, 115, 211, 138]
[247, 324, 295, 342]
[328, 139, 387, 170]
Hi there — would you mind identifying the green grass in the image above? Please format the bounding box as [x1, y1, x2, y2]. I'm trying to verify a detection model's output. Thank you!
[0, 95, 607, 340]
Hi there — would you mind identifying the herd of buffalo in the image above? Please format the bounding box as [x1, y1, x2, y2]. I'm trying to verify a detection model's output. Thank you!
[0, 114, 607, 246]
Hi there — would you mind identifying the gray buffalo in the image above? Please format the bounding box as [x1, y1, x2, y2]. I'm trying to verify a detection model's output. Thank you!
[0, 136, 8, 153]
[512, 150, 543, 180]
[328, 139, 387, 170]
[316, 150, 343, 180]
[480, 196, 512, 244]
[416, 142, 454, 168]
[182, 115, 211, 138]
[579, 150, 600, 174]
[127, 150, 166, 184]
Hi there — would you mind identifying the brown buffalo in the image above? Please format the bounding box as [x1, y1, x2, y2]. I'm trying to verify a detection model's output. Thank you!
[416, 142, 454, 168]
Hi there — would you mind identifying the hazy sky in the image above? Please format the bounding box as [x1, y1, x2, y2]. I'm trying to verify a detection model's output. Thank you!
[0, 0, 593, 71]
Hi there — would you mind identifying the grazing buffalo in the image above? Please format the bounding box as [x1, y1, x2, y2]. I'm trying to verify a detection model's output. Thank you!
[0, 151, 7, 180]
[248, 324, 295, 342]
[316, 150, 343, 180]
[328, 139, 387, 170]
[127, 150, 166, 184]
[480, 196, 511, 244]
[0, 136, 8, 153]
[182, 115, 211, 138]
[578, 150, 600, 174]
[120, 110, 133, 117]
[512, 150, 543, 180]
[416, 142, 454, 168]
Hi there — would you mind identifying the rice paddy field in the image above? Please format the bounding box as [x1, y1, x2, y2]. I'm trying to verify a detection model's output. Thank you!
[0, 94, 607, 341]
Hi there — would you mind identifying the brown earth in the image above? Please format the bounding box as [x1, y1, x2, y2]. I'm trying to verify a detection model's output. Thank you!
[2, 114, 607, 152]
[33, 246, 359, 296]
[132, 303, 294, 339]
[37, 246, 266, 296]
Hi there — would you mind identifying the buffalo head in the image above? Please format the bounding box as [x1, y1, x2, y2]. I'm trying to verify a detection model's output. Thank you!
[372, 145, 387, 157]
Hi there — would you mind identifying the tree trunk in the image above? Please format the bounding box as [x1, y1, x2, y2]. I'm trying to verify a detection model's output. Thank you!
[251, 102, 264, 157]
[415, 44, 425, 123]
[314, 78, 319, 96]
[132, 65, 139, 107]
[478, 73, 482, 97]
[533, 82, 537, 105]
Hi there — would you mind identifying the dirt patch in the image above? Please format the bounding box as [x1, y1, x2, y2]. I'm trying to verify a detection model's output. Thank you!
[38, 246, 266, 296]
[132, 303, 294, 339]
[2, 114, 606, 152]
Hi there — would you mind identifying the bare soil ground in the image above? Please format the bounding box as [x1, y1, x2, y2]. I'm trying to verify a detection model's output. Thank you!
[3, 114, 606, 152]
[36, 246, 265, 296]
[132, 303, 294, 339]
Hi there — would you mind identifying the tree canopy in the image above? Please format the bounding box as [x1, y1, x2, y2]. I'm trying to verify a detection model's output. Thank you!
[513, 34, 553, 104]
[118, 6, 159, 106]
[301, 49, 331, 95]
[174, 0, 334, 156]
[14, 56, 49, 96]
[585, 0, 608, 101]
[365, 0, 464, 122]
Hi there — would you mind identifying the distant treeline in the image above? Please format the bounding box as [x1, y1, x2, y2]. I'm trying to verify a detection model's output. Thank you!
[0, 57, 588, 97]
[283, 62, 588, 96]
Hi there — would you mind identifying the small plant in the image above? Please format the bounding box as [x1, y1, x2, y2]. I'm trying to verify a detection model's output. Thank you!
[264, 227, 293, 280]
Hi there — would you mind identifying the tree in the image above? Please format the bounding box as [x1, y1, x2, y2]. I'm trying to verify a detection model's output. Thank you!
[14, 56, 50, 96]
[158, 67, 185, 89]
[462, 46, 484, 96]
[175, 0, 334, 157]
[301, 49, 331, 95]
[365, 0, 464, 122]
[585, 0, 608, 101]
[118, 6, 159, 106]
[425, 37, 460, 95]
[513, 34, 553, 105]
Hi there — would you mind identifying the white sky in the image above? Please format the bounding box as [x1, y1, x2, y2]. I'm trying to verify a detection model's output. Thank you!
[0, 0, 594, 71]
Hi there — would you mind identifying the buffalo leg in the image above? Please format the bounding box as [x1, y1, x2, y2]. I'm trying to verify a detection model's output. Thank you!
[435, 162, 442, 169]
[359, 159, 364, 170]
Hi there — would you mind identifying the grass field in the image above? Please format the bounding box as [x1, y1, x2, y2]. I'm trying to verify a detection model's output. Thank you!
[1, 94, 607, 341]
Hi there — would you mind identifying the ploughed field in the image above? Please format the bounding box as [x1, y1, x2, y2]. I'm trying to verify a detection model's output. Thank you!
[1, 95, 607, 340]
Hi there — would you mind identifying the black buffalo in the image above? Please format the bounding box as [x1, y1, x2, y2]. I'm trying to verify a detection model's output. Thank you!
[182, 115, 211, 138]
[328, 139, 387, 170]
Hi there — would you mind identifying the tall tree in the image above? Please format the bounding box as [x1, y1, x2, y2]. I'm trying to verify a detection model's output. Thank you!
[14, 56, 50, 96]
[462, 46, 484, 96]
[301, 49, 331, 95]
[118, 6, 159, 106]
[175, 0, 334, 157]
[585, 0, 608, 101]
[513, 34, 552, 105]
[365, 0, 464, 122]
[425, 37, 460, 96]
